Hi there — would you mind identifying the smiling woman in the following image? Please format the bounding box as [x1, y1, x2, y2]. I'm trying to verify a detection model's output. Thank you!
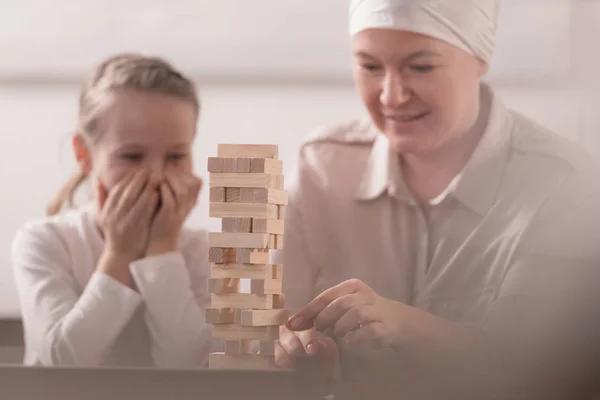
[276, 0, 600, 397]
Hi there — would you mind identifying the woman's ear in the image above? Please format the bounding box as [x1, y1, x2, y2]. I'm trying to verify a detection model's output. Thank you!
[72, 134, 92, 174]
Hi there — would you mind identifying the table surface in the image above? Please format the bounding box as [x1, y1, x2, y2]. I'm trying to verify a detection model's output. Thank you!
[0, 365, 327, 400]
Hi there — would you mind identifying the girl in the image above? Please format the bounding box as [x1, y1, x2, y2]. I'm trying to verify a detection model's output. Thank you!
[277, 0, 600, 397]
[11, 53, 213, 368]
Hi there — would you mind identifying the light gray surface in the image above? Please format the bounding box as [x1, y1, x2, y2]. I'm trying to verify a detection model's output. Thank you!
[0, 364, 324, 400]
[0, 346, 23, 364]
[0, 318, 24, 364]
[0, 0, 573, 81]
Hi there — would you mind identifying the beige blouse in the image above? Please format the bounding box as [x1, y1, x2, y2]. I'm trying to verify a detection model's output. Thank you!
[277, 83, 600, 387]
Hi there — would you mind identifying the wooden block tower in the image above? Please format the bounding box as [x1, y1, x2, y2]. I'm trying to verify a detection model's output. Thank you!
[205, 144, 288, 369]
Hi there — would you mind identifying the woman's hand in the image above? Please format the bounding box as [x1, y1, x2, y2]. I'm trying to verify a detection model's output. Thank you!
[146, 169, 202, 256]
[275, 324, 339, 390]
[95, 169, 159, 287]
[287, 279, 404, 351]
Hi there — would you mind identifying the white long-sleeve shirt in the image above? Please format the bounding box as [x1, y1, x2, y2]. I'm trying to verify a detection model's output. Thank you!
[11, 205, 214, 368]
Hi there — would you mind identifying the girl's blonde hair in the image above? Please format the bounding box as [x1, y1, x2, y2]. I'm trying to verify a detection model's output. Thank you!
[46, 53, 199, 216]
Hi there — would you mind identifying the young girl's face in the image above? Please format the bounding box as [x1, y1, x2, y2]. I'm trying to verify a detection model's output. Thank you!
[85, 90, 197, 192]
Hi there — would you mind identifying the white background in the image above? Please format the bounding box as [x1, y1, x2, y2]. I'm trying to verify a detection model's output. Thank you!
[1, 0, 599, 317]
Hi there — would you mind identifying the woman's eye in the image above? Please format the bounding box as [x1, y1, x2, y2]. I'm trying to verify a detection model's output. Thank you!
[361, 64, 381, 72]
[410, 65, 435, 73]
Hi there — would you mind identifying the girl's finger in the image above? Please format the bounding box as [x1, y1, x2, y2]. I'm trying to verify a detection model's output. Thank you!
[96, 180, 109, 211]
[127, 183, 155, 223]
[158, 182, 176, 216]
[116, 169, 148, 212]
[166, 172, 187, 207]
[179, 172, 202, 196]
[149, 189, 160, 216]
[103, 171, 137, 213]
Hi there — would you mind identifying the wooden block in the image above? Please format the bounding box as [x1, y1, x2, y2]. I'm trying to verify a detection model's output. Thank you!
[211, 293, 274, 309]
[209, 187, 225, 202]
[220, 158, 235, 172]
[253, 189, 288, 205]
[250, 158, 283, 174]
[207, 278, 240, 294]
[209, 247, 236, 263]
[234, 158, 251, 173]
[209, 232, 271, 249]
[205, 307, 236, 324]
[268, 235, 284, 250]
[273, 294, 285, 309]
[225, 188, 241, 202]
[210, 203, 278, 219]
[259, 340, 275, 355]
[239, 309, 289, 327]
[225, 339, 253, 355]
[221, 188, 287, 205]
[273, 175, 284, 190]
[210, 263, 282, 280]
[217, 144, 278, 159]
[207, 157, 223, 172]
[239, 188, 256, 202]
[212, 324, 279, 340]
[221, 218, 252, 233]
[272, 265, 283, 280]
[209, 173, 282, 189]
[236, 248, 270, 264]
[252, 218, 284, 235]
[220, 157, 250, 173]
[250, 279, 283, 295]
[278, 205, 286, 219]
[209, 248, 269, 265]
[208, 352, 279, 370]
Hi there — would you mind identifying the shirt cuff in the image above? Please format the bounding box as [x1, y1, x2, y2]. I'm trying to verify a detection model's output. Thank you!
[85, 272, 143, 315]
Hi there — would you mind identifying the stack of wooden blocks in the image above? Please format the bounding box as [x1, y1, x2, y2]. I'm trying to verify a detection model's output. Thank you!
[205, 144, 288, 370]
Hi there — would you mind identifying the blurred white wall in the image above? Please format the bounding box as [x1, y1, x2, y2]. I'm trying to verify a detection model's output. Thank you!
[0, 0, 598, 317]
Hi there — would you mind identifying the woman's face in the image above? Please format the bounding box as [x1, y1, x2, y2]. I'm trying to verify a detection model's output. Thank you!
[351, 29, 487, 156]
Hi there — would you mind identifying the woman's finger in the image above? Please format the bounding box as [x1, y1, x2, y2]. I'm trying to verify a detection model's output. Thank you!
[314, 293, 366, 333]
[274, 340, 295, 369]
[278, 325, 309, 357]
[287, 279, 370, 331]
[333, 303, 380, 338]
[342, 321, 386, 349]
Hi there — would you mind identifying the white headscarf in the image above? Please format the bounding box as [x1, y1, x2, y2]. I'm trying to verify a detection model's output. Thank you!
[349, 0, 501, 64]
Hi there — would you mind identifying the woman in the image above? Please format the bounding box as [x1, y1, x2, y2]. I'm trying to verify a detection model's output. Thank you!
[277, 0, 600, 397]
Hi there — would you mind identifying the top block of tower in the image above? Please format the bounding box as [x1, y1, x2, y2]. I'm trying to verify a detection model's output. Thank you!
[217, 144, 278, 159]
